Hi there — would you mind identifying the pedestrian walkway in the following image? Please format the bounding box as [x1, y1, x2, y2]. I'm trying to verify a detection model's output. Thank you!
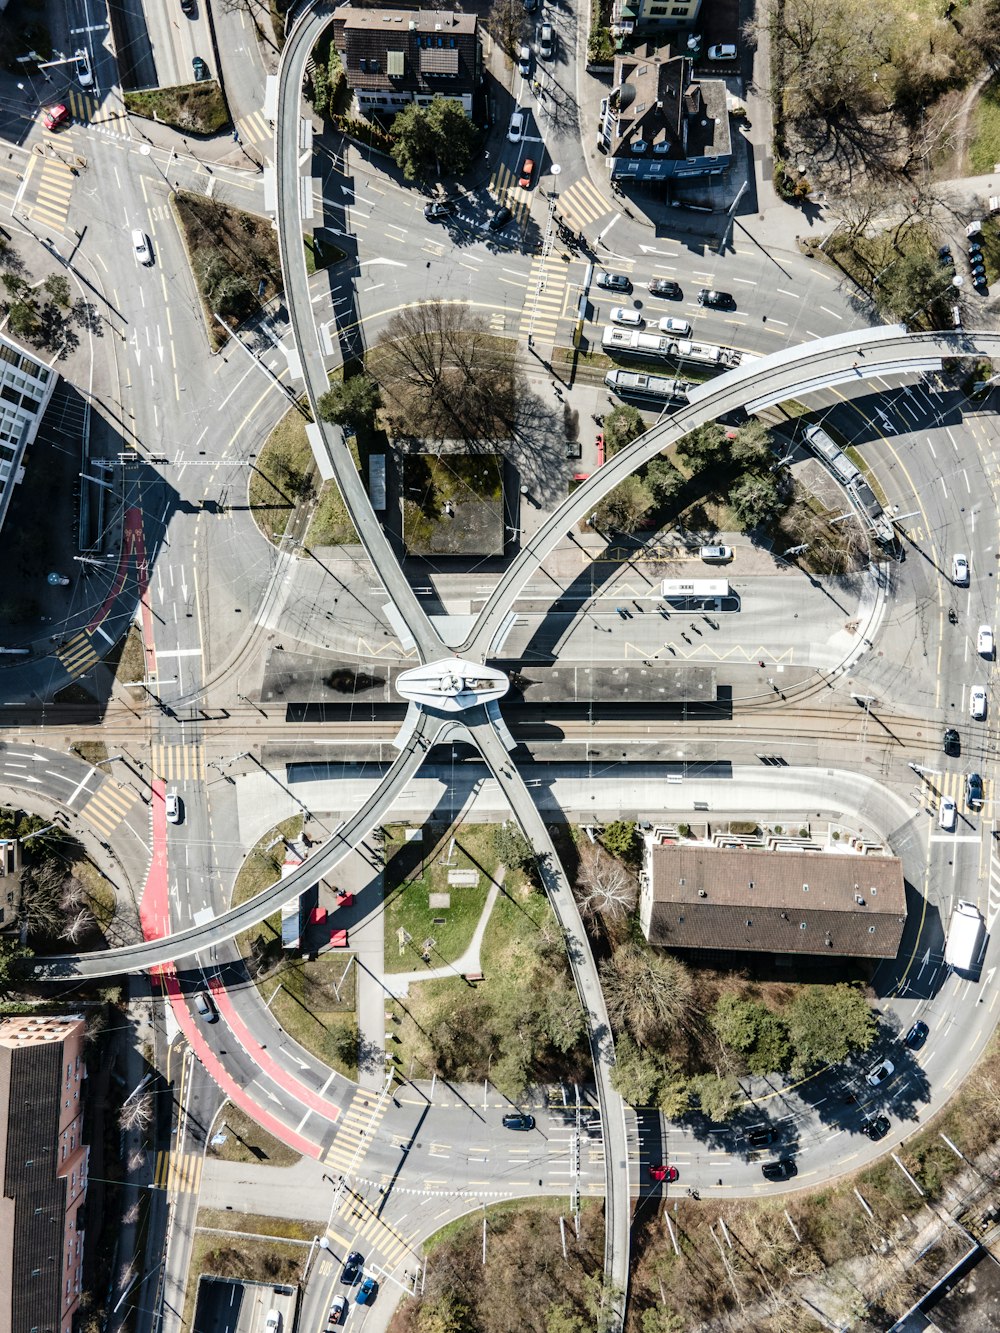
[151, 742, 206, 782]
[518, 251, 570, 349]
[236, 110, 273, 152]
[323, 1086, 391, 1176]
[383, 872, 505, 999]
[78, 781, 138, 839]
[326, 1186, 419, 1272]
[57, 628, 100, 677]
[488, 162, 532, 228]
[63, 90, 124, 127]
[152, 1148, 203, 1194]
[556, 176, 612, 233]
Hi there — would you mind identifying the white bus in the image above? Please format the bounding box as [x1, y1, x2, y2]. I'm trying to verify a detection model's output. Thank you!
[661, 579, 729, 600]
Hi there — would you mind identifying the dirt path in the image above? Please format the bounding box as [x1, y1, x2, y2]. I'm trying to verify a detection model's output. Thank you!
[944, 68, 994, 179]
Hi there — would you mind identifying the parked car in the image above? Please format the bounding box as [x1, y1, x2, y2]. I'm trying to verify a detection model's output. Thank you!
[952, 552, 970, 585]
[264, 1313, 280, 1333]
[699, 544, 733, 562]
[609, 306, 644, 327]
[488, 205, 513, 232]
[860, 1114, 890, 1141]
[74, 48, 93, 88]
[424, 199, 455, 220]
[939, 796, 957, 831]
[42, 103, 70, 131]
[328, 1296, 348, 1326]
[761, 1158, 796, 1181]
[866, 1059, 895, 1087]
[502, 1111, 535, 1130]
[978, 624, 994, 657]
[519, 157, 535, 188]
[971, 688, 987, 720]
[192, 55, 210, 80]
[746, 1125, 776, 1147]
[539, 22, 555, 58]
[904, 1020, 929, 1050]
[356, 1277, 378, 1306]
[518, 43, 532, 76]
[659, 316, 691, 335]
[597, 271, 631, 292]
[341, 1251, 363, 1285]
[966, 771, 984, 807]
[507, 109, 525, 143]
[938, 244, 954, 268]
[181, 0, 195, 14]
[698, 288, 735, 309]
[648, 278, 682, 298]
[943, 727, 961, 755]
[707, 43, 738, 60]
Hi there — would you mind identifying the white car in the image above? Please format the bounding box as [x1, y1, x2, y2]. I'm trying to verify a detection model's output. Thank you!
[939, 796, 957, 830]
[518, 43, 531, 76]
[132, 228, 153, 266]
[658, 316, 691, 336]
[971, 686, 988, 720]
[165, 791, 182, 824]
[264, 1313, 280, 1333]
[953, 553, 970, 585]
[507, 110, 525, 143]
[865, 1059, 895, 1087]
[707, 43, 738, 60]
[978, 624, 994, 657]
[75, 48, 93, 88]
[609, 306, 644, 327]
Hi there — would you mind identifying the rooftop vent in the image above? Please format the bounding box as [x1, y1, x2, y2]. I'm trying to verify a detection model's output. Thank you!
[697, 888, 707, 897]
[855, 894, 865, 906]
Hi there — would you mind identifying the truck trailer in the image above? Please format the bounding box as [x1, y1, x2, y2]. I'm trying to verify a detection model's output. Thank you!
[944, 899, 985, 973]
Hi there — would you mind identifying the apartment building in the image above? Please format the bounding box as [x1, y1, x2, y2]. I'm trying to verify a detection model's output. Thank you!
[0, 332, 57, 537]
[0, 1014, 89, 1333]
[331, 5, 481, 114]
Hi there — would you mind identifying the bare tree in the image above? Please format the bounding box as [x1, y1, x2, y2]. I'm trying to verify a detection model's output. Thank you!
[574, 842, 638, 921]
[62, 907, 95, 945]
[20, 859, 68, 939]
[487, 0, 524, 55]
[118, 1090, 154, 1133]
[600, 944, 695, 1046]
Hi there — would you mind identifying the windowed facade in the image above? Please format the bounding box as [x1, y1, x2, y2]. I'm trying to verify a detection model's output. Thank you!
[0, 333, 57, 538]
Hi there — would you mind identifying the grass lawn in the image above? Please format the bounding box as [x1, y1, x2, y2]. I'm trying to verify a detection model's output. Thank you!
[968, 76, 1000, 175]
[70, 740, 107, 766]
[251, 406, 360, 546]
[125, 83, 230, 136]
[383, 822, 501, 974]
[184, 1230, 306, 1332]
[197, 1208, 313, 1240]
[115, 625, 147, 702]
[262, 953, 359, 1079]
[402, 453, 503, 556]
[304, 232, 346, 274]
[206, 1101, 302, 1168]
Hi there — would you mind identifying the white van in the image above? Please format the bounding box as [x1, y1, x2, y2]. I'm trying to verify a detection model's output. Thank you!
[132, 229, 153, 265]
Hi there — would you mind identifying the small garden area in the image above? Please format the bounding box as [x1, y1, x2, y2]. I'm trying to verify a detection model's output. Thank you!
[401, 453, 503, 556]
[125, 83, 230, 137]
[249, 406, 360, 547]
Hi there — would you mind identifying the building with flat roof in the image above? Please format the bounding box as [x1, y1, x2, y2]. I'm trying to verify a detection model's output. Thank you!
[331, 6, 482, 114]
[640, 838, 906, 960]
[0, 1014, 89, 1333]
[0, 333, 56, 537]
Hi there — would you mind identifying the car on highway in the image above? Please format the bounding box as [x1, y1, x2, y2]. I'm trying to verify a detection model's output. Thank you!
[659, 316, 691, 335]
[132, 229, 153, 265]
[192, 55, 210, 81]
[952, 553, 970, 585]
[75, 49, 93, 88]
[488, 205, 513, 232]
[860, 1114, 890, 1141]
[507, 109, 525, 142]
[341, 1251, 363, 1284]
[519, 157, 535, 188]
[648, 278, 682, 298]
[971, 688, 987, 720]
[539, 22, 555, 58]
[165, 791, 182, 823]
[761, 1158, 796, 1181]
[966, 771, 984, 807]
[707, 43, 738, 60]
[746, 1125, 776, 1147]
[597, 271, 631, 292]
[502, 1111, 535, 1130]
[978, 624, 994, 657]
[356, 1277, 378, 1306]
[698, 288, 735, 309]
[939, 796, 957, 831]
[865, 1059, 895, 1087]
[328, 1295, 347, 1326]
[518, 43, 532, 76]
[609, 306, 644, 327]
[944, 727, 961, 755]
[904, 1020, 929, 1050]
[264, 1312, 280, 1333]
[423, 199, 455, 220]
[42, 104, 70, 131]
[700, 544, 733, 562]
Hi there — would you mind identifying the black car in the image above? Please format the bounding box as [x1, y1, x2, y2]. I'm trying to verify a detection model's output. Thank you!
[698, 288, 735, 309]
[938, 244, 954, 267]
[967, 772, 984, 807]
[424, 199, 455, 221]
[944, 728, 960, 757]
[341, 1251, 363, 1285]
[502, 1111, 536, 1130]
[524, 0, 539, 11]
[904, 1020, 929, 1049]
[746, 1125, 776, 1148]
[597, 271, 632, 292]
[648, 278, 682, 299]
[761, 1158, 797, 1181]
[180, 0, 194, 12]
[488, 206, 513, 233]
[861, 1114, 890, 1141]
[192, 55, 210, 80]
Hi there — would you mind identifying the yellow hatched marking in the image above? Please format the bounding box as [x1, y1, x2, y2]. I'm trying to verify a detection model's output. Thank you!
[79, 782, 135, 836]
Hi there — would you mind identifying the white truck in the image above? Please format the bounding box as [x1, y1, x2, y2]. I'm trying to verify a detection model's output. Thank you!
[944, 899, 985, 973]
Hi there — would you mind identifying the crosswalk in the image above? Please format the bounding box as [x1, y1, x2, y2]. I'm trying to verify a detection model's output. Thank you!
[150, 743, 205, 783]
[153, 1149, 203, 1194]
[29, 157, 76, 234]
[488, 162, 532, 230]
[518, 249, 570, 346]
[62, 90, 126, 128]
[932, 770, 989, 807]
[236, 110, 273, 152]
[57, 630, 100, 677]
[323, 1087, 390, 1176]
[321, 1188, 419, 1274]
[78, 781, 137, 838]
[554, 176, 611, 233]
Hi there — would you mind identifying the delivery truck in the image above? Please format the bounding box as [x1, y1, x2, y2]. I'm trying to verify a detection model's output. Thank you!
[944, 899, 985, 974]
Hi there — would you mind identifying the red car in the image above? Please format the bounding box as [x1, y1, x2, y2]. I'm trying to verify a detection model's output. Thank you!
[648, 1164, 678, 1183]
[519, 157, 535, 188]
[43, 104, 70, 131]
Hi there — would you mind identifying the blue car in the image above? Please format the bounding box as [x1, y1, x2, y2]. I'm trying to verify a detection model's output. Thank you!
[356, 1276, 377, 1306]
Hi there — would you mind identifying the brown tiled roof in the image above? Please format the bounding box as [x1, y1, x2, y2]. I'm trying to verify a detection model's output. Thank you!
[333, 5, 479, 95]
[646, 843, 906, 959]
[609, 53, 731, 164]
